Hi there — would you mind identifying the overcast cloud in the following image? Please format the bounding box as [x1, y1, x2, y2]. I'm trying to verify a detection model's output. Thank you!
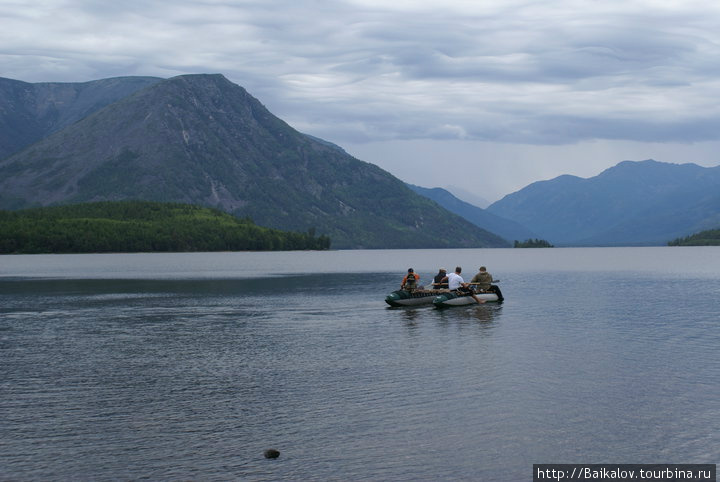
[3, 0, 720, 201]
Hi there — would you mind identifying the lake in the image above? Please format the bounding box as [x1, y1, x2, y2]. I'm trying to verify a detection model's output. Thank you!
[1, 247, 719, 480]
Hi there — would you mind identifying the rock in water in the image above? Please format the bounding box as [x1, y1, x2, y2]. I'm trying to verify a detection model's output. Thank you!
[264, 449, 280, 459]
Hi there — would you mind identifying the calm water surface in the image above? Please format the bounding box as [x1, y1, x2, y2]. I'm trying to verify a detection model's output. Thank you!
[1, 248, 719, 480]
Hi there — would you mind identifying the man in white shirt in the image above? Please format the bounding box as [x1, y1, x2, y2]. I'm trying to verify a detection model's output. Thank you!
[446, 267, 463, 290]
[444, 267, 484, 304]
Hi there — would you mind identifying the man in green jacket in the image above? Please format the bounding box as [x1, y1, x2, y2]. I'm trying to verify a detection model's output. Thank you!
[470, 266, 493, 291]
[471, 266, 504, 301]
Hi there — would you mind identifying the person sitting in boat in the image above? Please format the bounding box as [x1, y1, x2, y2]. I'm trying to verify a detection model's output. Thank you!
[471, 266, 504, 301]
[401, 268, 419, 291]
[432, 267, 447, 289]
[471, 266, 493, 291]
[443, 266, 484, 304]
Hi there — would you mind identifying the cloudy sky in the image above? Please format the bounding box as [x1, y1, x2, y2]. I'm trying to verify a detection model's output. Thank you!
[3, 0, 720, 203]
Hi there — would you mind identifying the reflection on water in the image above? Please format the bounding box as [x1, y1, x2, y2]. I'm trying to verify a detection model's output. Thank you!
[2, 249, 719, 480]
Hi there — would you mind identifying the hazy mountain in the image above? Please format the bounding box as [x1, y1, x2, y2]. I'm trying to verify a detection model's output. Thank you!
[487, 160, 720, 245]
[407, 184, 536, 243]
[0, 74, 507, 249]
[0, 76, 162, 160]
[445, 185, 492, 208]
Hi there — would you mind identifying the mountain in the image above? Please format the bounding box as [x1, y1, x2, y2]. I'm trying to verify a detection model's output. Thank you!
[0, 76, 162, 160]
[486, 159, 720, 245]
[445, 185, 492, 209]
[0, 74, 507, 249]
[407, 184, 536, 243]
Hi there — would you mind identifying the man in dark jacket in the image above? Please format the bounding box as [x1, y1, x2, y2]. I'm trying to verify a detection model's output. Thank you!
[433, 268, 447, 289]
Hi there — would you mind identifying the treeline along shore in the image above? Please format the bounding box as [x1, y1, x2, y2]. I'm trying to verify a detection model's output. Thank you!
[0, 201, 331, 254]
[668, 229, 720, 246]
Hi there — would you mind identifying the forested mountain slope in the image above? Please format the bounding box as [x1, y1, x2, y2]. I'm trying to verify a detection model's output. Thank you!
[0, 74, 507, 249]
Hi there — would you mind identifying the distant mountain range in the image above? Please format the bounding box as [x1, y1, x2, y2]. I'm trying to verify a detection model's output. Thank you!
[407, 184, 537, 243]
[0, 74, 507, 249]
[444, 185, 492, 209]
[486, 159, 720, 245]
[3, 74, 718, 248]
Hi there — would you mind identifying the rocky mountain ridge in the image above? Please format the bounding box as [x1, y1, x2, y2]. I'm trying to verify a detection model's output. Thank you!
[487, 159, 720, 245]
[0, 74, 507, 249]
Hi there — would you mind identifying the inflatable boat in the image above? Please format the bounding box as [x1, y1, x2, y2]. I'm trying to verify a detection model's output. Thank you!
[433, 289, 503, 308]
[385, 289, 442, 307]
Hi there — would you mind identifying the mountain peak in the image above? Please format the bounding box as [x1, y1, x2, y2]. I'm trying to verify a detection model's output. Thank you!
[488, 159, 720, 245]
[0, 76, 161, 160]
[163, 73, 237, 89]
[0, 74, 507, 249]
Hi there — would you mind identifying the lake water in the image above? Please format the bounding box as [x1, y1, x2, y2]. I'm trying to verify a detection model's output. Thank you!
[1, 247, 719, 481]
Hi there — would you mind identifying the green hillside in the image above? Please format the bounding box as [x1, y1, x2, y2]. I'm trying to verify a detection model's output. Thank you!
[0, 201, 330, 254]
[668, 229, 720, 246]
